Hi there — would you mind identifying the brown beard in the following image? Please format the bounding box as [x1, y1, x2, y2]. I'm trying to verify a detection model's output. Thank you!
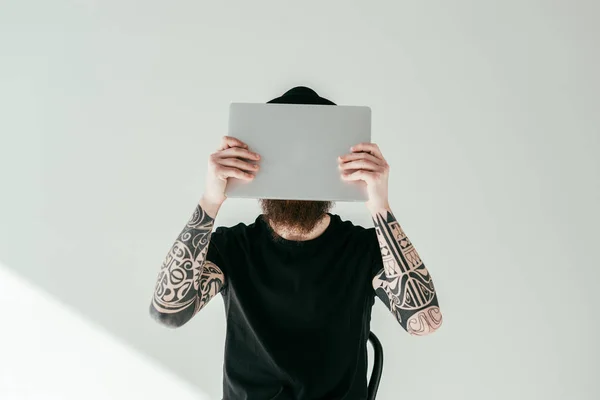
[259, 199, 333, 237]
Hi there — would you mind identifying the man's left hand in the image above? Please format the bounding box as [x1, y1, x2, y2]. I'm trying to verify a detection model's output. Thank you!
[338, 143, 390, 212]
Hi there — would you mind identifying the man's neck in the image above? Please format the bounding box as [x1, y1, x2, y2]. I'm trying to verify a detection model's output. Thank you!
[269, 214, 331, 242]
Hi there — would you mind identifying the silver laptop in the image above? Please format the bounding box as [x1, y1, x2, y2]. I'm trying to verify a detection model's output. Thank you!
[225, 103, 371, 202]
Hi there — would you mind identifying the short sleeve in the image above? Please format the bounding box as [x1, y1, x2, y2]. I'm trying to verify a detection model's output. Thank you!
[366, 227, 385, 279]
[206, 226, 229, 287]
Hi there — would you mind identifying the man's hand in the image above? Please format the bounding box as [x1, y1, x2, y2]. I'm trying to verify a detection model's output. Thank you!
[338, 142, 390, 212]
[202, 136, 261, 214]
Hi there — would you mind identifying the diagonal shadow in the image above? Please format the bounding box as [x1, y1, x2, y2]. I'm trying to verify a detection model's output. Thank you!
[0, 262, 210, 400]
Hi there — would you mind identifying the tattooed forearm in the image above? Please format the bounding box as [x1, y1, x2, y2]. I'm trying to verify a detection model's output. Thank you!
[150, 203, 224, 328]
[371, 209, 442, 335]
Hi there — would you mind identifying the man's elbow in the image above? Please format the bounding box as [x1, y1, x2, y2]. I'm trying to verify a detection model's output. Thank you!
[408, 321, 442, 336]
[406, 308, 443, 336]
[149, 304, 190, 329]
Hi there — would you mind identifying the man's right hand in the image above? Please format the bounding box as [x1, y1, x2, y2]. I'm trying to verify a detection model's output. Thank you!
[201, 136, 261, 215]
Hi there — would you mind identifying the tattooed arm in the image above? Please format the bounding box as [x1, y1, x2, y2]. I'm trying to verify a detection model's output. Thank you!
[149, 198, 225, 328]
[337, 142, 442, 335]
[371, 208, 443, 336]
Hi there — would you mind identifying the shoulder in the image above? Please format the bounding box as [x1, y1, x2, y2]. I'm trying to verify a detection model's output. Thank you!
[331, 214, 382, 280]
[332, 214, 376, 236]
[330, 214, 378, 249]
[207, 218, 261, 267]
[211, 215, 263, 241]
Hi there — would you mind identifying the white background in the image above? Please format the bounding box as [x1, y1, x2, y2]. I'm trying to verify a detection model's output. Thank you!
[1, 1, 598, 399]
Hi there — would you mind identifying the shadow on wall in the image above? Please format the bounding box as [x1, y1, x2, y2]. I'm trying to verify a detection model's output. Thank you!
[0, 263, 210, 400]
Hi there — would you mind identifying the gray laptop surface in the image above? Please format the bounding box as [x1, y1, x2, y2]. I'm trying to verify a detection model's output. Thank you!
[225, 103, 371, 202]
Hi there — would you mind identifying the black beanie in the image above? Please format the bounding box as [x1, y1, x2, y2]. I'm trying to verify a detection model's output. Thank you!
[267, 86, 336, 106]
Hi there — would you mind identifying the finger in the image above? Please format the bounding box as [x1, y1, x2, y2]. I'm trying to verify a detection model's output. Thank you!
[218, 157, 260, 173]
[341, 170, 374, 182]
[350, 142, 383, 158]
[216, 166, 255, 181]
[339, 159, 381, 171]
[219, 136, 249, 151]
[338, 152, 384, 165]
[218, 146, 261, 160]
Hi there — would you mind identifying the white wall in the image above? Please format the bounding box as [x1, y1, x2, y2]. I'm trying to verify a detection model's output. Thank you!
[0, 264, 209, 400]
[0, 1, 598, 399]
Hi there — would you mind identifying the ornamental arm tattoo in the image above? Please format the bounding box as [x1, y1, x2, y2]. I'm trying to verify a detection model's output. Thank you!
[371, 209, 443, 336]
[149, 203, 224, 328]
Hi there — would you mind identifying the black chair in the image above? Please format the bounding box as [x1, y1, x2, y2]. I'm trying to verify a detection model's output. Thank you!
[367, 332, 383, 400]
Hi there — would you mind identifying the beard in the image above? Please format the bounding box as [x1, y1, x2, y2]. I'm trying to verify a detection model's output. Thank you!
[259, 199, 333, 237]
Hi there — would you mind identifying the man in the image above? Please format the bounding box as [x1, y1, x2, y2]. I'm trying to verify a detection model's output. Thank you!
[149, 87, 443, 400]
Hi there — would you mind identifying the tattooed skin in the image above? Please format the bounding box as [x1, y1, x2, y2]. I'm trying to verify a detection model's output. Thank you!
[150, 204, 224, 328]
[372, 210, 442, 335]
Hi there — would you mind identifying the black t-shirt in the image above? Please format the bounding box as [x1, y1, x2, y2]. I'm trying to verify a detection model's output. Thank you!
[206, 213, 384, 400]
